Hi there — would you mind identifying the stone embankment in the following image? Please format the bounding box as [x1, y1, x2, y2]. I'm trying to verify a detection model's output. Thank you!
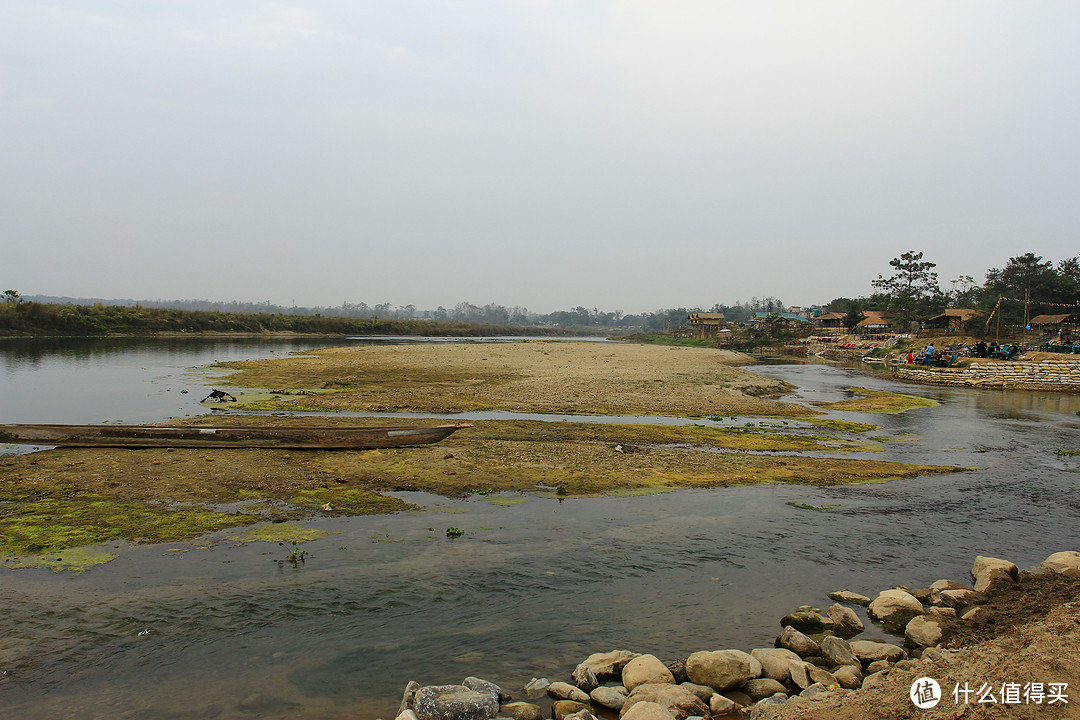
[894, 358, 1080, 392]
[387, 551, 1080, 720]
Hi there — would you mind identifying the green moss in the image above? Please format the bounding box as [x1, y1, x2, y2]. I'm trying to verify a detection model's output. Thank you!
[801, 418, 880, 433]
[4, 547, 117, 573]
[229, 523, 336, 543]
[0, 498, 254, 555]
[1056, 449, 1080, 457]
[483, 496, 527, 506]
[291, 487, 412, 515]
[811, 387, 939, 414]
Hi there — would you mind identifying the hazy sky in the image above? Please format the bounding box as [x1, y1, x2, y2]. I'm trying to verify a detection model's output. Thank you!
[3, 2, 1078, 313]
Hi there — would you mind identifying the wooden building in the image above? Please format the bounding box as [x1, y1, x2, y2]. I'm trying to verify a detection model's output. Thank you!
[687, 312, 726, 338]
[924, 309, 985, 335]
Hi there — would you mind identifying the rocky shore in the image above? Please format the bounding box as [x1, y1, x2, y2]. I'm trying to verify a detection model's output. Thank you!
[386, 551, 1080, 720]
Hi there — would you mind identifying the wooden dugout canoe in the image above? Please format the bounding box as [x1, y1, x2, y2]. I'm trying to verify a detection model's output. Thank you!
[0, 423, 470, 449]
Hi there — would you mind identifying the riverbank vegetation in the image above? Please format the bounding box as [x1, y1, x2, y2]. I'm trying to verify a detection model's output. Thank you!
[0, 299, 587, 337]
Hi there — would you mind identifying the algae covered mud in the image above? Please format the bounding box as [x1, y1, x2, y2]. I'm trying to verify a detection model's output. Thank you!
[1, 338, 1079, 719]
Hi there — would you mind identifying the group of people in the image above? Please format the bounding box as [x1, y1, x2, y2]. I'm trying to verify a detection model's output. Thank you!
[903, 340, 1020, 365]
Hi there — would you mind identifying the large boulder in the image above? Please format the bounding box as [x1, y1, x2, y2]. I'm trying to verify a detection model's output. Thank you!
[833, 665, 864, 690]
[621, 683, 709, 719]
[622, 654, 675, 692]
[548, 682, 591, 704]
[552, 701, 590, 720]
[620, 701, 677, 720]
[826, 603, 865, 636]
[868, 589, 924, 626]
[905, 615, 944, 647]
[743, 678, 787, 701]
[780, 606, 836, 634]
[974, 567, 1015, 593]
[685, 650, 754, 692]
[582, 650, 641, 679]
[572, 664, 599, 692]
[751, 648, 801, 683]
[775, 626, 820, 657]
[849, 640, 906, 664]
[972, 556, 1018, 581]
[936, 588, 985, 609]
[590, 686, 628, 711]
[827, 590, 871, 606]
[819, 636, 859, 668]
[499, 702, 544, 720]
[413, 685, 499, 720]
[1042, 551, 1080, 574]
[462, 678, 503, 705]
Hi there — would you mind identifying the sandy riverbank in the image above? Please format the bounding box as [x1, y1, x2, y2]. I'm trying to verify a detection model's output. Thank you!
[207, 340, 812, 417]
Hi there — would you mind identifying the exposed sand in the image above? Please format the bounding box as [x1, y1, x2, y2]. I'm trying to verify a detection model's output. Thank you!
[209, 340, 816, 417]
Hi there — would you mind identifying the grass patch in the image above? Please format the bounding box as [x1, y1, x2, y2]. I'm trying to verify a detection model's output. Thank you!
[3, 546, 118, 574]
[229, 523, 336, 544]
[801, 418, 880, 433]
[811, 387, 939, 414]
[1056, 450, 1080, 457]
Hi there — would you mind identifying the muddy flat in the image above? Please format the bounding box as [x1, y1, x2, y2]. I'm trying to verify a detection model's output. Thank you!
[207, 340, 815, 417]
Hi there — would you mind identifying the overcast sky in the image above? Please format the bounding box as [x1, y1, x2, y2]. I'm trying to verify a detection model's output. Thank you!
[3, 2, 1078, 313]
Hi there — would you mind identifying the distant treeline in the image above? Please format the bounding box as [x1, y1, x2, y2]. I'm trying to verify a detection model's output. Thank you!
[0, 301, 594, 337]
[17, 294, 789, 330]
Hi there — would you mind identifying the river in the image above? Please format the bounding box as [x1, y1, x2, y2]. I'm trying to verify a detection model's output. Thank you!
[1, 338, 1078, 719]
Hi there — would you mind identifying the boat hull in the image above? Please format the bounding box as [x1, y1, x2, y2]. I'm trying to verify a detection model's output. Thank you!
[0, 424, 469, 449]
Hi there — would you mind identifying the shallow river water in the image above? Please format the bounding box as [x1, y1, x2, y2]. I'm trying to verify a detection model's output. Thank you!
[1, 339, 1079, 719]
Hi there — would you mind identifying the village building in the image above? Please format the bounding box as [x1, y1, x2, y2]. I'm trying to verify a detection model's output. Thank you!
[922, 309, 985, 336]
[1030, 313, 1080, 341]
[686, 312, 726, 339]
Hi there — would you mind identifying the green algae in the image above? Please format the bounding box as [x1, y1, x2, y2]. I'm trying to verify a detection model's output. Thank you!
[291, 487, 412, 515]
[4, 546, 117, 573]
[810, 387, 939, 414]
[483, 496, 527, 506]
[229, 523, 336, 544]
[800, 418, 880, 433]
[0, 498, 255, 556]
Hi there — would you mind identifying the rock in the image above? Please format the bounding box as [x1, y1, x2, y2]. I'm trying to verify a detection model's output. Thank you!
[972, 555, 1018, 582]
[619, 701, 677, 720]
[927, 606, 957, 618]
[397, 711, 420, 720]
[552, 700, 590, 720]
[974, 567, 1015, 593]
[622, 654, 675, 692]
[523, 678, 550, 699]
[400, 681, 420, 715]
[827, 590, 871, 606]
[721, 690, 753, 708]
[912, 587, 932, 603]
[572, 664, 599, 693]
[861, 672, 888, 692]
[826, 603, 865, 636]
[677, 683, 714, 703]
[563, 711, 598, 720]
[750, 648, 800, 683]
[920, 647, 951, 663]
[800, 683, 829, 698]
[724, 649, 761, 678]
[776, 626, 820, 657]
[849, 640, 906, 664]
[591, 686, 628, 710]
[709, 693, 737, 715]
[868, 589, 924, 626]
[937, 588, 985, 609]
[833, 665, 864, 689]
[746, 693, 787, 718]
[806, 666, 837, 687]
[780, 606, 835, 634]
[905, 615, 944, 647]
[684, 651, 754, 692]
[961, 606, 983, 621]
[622, 683, 709, 719]
[413, 685, 499, 720]
[819, 636, 859, 668]
[893, 659, 921, 672]
[865, 660, 890, 674]
[666, 659, 688, 684]
[463, 677, 503, 704]
[929, 579, 972, 592]
[1042, 551, 1080, 573]
[548, 682, 591, 704]
[582, 650, 640, 679]
[743, 678, 787, 701]
[787, 661, 811, 690]
[499, 702, 544, 720]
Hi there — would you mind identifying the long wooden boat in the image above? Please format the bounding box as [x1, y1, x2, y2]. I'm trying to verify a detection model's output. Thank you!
[0, 423, 470, 449]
